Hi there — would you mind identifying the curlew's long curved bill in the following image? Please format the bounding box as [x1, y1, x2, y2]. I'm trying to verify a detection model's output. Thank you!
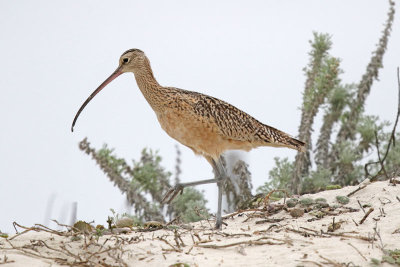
[71, 66, 123, 132]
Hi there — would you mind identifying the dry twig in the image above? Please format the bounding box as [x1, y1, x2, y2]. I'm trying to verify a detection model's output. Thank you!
[196, 237, 286, 249]
[203, 232, 251, 238]
[9, 222, 73, 241]
[359, 208, 374, 224]
[357, 200, 365, 214]
[7, 222, 129, 267]
[321, 231, 374, 242]
[319, 255, 342, 267]
[255, 218, 284, 224]
[365, 67, 400, 181]
[158, 237, 182, 253]
[347, 242, 367, 261]
[222, 208, 265, 219]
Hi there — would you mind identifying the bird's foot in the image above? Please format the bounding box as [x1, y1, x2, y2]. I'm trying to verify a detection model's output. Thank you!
[162, 184, 184, 204]
[214, 217, 228, 230]
[215, 220, 222, 230]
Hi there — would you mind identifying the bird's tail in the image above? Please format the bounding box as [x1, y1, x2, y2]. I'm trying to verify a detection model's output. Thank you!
[286, 136, 306, 152]
[259, 124, 306, 152]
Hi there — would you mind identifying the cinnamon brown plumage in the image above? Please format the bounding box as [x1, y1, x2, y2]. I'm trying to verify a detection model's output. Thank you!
[71, 49, 305, 229]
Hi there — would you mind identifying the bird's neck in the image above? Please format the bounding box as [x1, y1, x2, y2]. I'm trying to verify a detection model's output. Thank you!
[133, 58, 165, 112]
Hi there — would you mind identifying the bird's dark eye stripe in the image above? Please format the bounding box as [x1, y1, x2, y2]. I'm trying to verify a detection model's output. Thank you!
[123, 58, 129, 63]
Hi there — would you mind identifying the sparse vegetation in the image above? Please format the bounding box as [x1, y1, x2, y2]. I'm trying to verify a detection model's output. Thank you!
[79, 138, 209, 224]
[336, 195, 350, 205]
[259, 0, 397, 195]
[256, 157, 293, 198]
[371, 249, 400, 266]
[299, 198, 314, 207]
[78, 1, 398, 220]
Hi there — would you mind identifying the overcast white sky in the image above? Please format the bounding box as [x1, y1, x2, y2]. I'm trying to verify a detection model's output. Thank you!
[0, 1, 399, 233]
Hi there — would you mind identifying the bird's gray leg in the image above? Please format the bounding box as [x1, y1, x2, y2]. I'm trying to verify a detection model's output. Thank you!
[213, 157, 227, 230]
[161, 156, 228, 230]
[162, 178, 219, 204]
[216, 179, 223, 229]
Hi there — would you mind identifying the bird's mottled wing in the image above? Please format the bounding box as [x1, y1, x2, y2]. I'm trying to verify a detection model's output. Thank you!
[166, 87, 305, 151]
[187, 91, 271, 143]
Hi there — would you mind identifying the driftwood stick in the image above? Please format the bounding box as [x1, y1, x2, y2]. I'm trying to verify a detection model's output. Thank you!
[347, 242, 367, 261]
[359, 208, 374, 224]
[366, 67, 400, 181]
[375, 130, 389, 180]
[222, 208, 265, 219]
[196, 237, 286, 249]
[357, 200, 366, 214]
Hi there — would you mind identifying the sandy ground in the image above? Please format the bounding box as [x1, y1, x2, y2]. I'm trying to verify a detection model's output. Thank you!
[1, 179, 399, 267]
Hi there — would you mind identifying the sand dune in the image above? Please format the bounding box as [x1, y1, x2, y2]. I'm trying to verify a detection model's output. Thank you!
[1, 179, 399, 266]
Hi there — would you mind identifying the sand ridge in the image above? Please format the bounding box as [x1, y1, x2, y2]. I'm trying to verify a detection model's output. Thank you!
[1, 179, 399, 266]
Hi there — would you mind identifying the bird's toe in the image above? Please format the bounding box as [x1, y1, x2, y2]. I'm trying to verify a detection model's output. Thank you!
[162, 184, 184, 204]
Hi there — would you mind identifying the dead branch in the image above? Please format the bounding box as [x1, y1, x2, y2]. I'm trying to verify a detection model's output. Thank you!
[9, 222, 72, 240]
[347, 186, 363, 197]
[286, 227, 374, 242]
[359, 208, 374, 224]
[255, 218, 284, 224]
[365, 67, 400, 181]
[376, 130, 389, 180]
[5, 239, 68, 264]
[372, 223, 385, 249]
[321, 231, 375, 242]
[196, 237, 286, 249]
[222, 208, 265, 219]
[299, 227, 319, 234]
[285, 228, 326, 238]
[347, 242, 367, 261]
[319, 255, 342, 267]
[157, 237, 182, 253]
[7, 221, 129, 267]
[203, 232, 251, 238]
[357, 200, 366, 214]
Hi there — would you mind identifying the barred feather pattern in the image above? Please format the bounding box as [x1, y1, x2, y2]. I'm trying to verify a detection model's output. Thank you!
[129, 51, 305, 159]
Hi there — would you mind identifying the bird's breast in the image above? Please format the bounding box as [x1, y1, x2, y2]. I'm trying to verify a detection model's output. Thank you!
[155, 108, 254, 158]
[156, 109, 222, 156]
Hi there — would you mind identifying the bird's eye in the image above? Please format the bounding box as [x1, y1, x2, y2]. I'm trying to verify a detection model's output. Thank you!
[123, 58, 129, 63]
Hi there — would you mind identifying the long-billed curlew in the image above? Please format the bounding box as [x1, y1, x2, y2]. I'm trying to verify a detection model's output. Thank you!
[71, 49, 305, 229]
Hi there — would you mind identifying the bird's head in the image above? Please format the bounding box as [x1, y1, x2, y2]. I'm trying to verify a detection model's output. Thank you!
[118, 48, 147, 73]
[71, 48, 147, 132]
